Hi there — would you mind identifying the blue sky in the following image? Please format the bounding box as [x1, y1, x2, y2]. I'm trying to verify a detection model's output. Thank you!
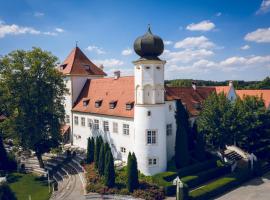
[0, 0, 270, 81]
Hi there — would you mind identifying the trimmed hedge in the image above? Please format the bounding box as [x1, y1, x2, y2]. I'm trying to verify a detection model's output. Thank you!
[189, 169, 253, 200]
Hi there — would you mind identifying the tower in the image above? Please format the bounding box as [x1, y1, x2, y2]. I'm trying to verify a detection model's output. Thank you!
[133, 26, 167, 175]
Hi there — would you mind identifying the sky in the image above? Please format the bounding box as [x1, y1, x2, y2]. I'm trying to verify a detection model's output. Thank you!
[0, 0, 270, 81]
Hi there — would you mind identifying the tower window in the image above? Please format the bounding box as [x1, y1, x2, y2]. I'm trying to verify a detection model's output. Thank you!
[156, 66, 161, 70]
[145, 66, 150, 69]
[120, 147, 126, 153]
[147, 111, 151, 116]
[148, 158, 158, 166]
[136, 66, 140, 70]
[147, 130, 157, 144]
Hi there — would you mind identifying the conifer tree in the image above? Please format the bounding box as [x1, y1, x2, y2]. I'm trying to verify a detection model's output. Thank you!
[0, 135, 9, 171]
[94, 137, 101, 168]
[86, 137, 91, 164]
[104, 151, 115, 187]
[104, 142, 110, 156]
[90, 137, 95, 163]
[175, 100, 190, 168]
[127, 152, 139, 192]
[193, 123, 205, 161]
[98, 144, 105, 175]
[131, 153, 139, 188]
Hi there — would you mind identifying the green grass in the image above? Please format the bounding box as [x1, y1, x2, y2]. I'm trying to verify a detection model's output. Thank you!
[7, 173, 51, 200]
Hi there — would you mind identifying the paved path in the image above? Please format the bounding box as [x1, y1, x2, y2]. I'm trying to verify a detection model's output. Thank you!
[214, 172, 270, 200]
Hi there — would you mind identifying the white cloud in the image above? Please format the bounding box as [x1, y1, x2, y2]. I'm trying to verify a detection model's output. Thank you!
[34, 12, 44, 17]
[164, 40, 173, 45]
[93, 58, 124, 68]
[216, 12, 222, 17]
[0, 23, 40, 38]
[245, 27, 270, 43]
[186, 20, 215, 31]
[240, 45, 250, 50]
[43, 32, 57, 36]
[106, 68, 133, 77]
[55, 28, 64, 33]
[256, 0, 270, 14]
[85, 45, 106, 54]
[121, 48, 132, 56]
[174, 36, 215, 49]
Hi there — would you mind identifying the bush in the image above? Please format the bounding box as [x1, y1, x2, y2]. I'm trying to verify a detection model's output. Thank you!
[0, 184, 17, 200]
[189, 169, 253, 200]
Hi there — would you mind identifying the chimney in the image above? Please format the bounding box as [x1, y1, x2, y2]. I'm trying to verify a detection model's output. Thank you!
[229, 81, 233, 87]
[192, 81, 197, 90]
[99, 64, 104, 70]
[114, 71, 120, 80]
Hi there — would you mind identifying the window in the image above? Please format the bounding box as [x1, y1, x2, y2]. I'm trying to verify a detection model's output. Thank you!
[148, 158, 158, 166]
[74, 116, 79, 125]
[95, 100, 102, 108]
[147, 111, 151, 116]
[81, 117, 85, 126]
[166, 124, 172, 136]
[156, 66, 161, 70]
[145, 66, 150, 69]
[65, 115, 70, 124]
[93, 119, 99, 130]
[113, 122, 118, 133]
[126, 102, 134, 110]
[123, 124, 129, 135]
[147, 130, 157, 144]
[109, 101, 117, 109]
[83, 99, 90, 107]
[120, 147, 126, 153]
[103, 121, 109, 132]
[88, 118, 93, 128]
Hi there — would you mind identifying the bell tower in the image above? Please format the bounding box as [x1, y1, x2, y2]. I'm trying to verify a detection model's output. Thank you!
[133, 26, 167, 175]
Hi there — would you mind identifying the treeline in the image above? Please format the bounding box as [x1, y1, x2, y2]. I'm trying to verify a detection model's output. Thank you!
[166, 76, 270, 89]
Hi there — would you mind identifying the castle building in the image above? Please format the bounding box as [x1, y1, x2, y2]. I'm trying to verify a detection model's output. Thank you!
[60, 28, 258, 175]
[59, 28, 214, 175]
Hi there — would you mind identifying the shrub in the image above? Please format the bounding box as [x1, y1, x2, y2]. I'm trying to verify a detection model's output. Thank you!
[0, 184, 17, 200]
[104, 151, 115, 188]
[189, 169, 253, 200]
[98, 145, 105, 175]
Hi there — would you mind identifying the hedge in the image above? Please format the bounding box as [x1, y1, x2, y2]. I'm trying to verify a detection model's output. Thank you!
[189, 169, 253, 200]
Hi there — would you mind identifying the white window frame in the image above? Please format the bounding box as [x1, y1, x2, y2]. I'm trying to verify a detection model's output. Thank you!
[93, 119, 99, 130]
[74, 116, 79, 125]
[166, 124, 172, 136]
[120, 147, 126, 153]
[103, 121, 109, 132]
[148, 157, 158, 167]
[81, 117, 85, 126]
[123, 124, 130, 135]
[88, 118, 93, 128]
[146, 130, 157, 145]
[113, 122, 118, 133]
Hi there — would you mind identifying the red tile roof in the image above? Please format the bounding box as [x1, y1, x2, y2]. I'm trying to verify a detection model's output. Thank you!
[60, 124, 70, 135]
[213, 86, 231, 95]
[236, 90, 270, 108]
[166, 86, 216, 116]
[72, 76, 215, 118]
[59, 47, 106, 76]
[72, 76, 135, 118]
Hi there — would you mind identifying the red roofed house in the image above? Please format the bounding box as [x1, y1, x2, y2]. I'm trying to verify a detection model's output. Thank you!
[61, 29, 216, 175]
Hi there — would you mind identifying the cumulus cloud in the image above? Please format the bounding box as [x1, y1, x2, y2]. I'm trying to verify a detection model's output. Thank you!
[245, 27, 270, 43]
[174, 36, 215, 49]
[86, 45, 106, 54]
[186, 20, 215, 31]
[164, 40, 173, 45]
[256, 0, 270, 14]
[34, 12, 44, 17]
[93, 58, 124, 68]
[121, 48, 132, 56]
[240, 45, 250, 50]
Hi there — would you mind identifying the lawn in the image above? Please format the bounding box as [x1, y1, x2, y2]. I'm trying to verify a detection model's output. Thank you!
[7, 173, 51, 200]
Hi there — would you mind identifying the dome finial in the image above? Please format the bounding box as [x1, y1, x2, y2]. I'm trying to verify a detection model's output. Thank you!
[147, 24, 152, 34]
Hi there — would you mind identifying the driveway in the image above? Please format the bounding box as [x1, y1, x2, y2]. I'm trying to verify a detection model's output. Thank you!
[214, 172, 270, 200]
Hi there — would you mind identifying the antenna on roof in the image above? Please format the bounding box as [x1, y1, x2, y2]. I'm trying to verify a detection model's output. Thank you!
[75, 41, 78, 47]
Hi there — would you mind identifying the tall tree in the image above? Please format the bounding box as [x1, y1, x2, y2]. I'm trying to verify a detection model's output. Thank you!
[86, 137, 92, 164]
[175, 100, 190, 168]
[0, 135, 9, 171]
[0, 48, 66, 168]
[104, 151, 115, 188]
[98, 144, 105, 175]
[94, 137, 101, 169]
[193, 123, 206, 161]
[127, 152, 139, 192]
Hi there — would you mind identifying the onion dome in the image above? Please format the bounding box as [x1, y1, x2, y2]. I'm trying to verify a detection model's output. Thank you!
[134, 25, 164, 60]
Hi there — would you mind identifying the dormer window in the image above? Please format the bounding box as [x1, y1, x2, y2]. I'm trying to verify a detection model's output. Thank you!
[95, 100, 102, 108]
[83, 98, 90, 107]
[84, 64, 90, 70]
[126, 102, 134, 110]
[109, 100, 117, 109]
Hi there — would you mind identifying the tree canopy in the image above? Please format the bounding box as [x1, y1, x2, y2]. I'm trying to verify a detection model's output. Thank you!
[0, 48, 67, 167]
